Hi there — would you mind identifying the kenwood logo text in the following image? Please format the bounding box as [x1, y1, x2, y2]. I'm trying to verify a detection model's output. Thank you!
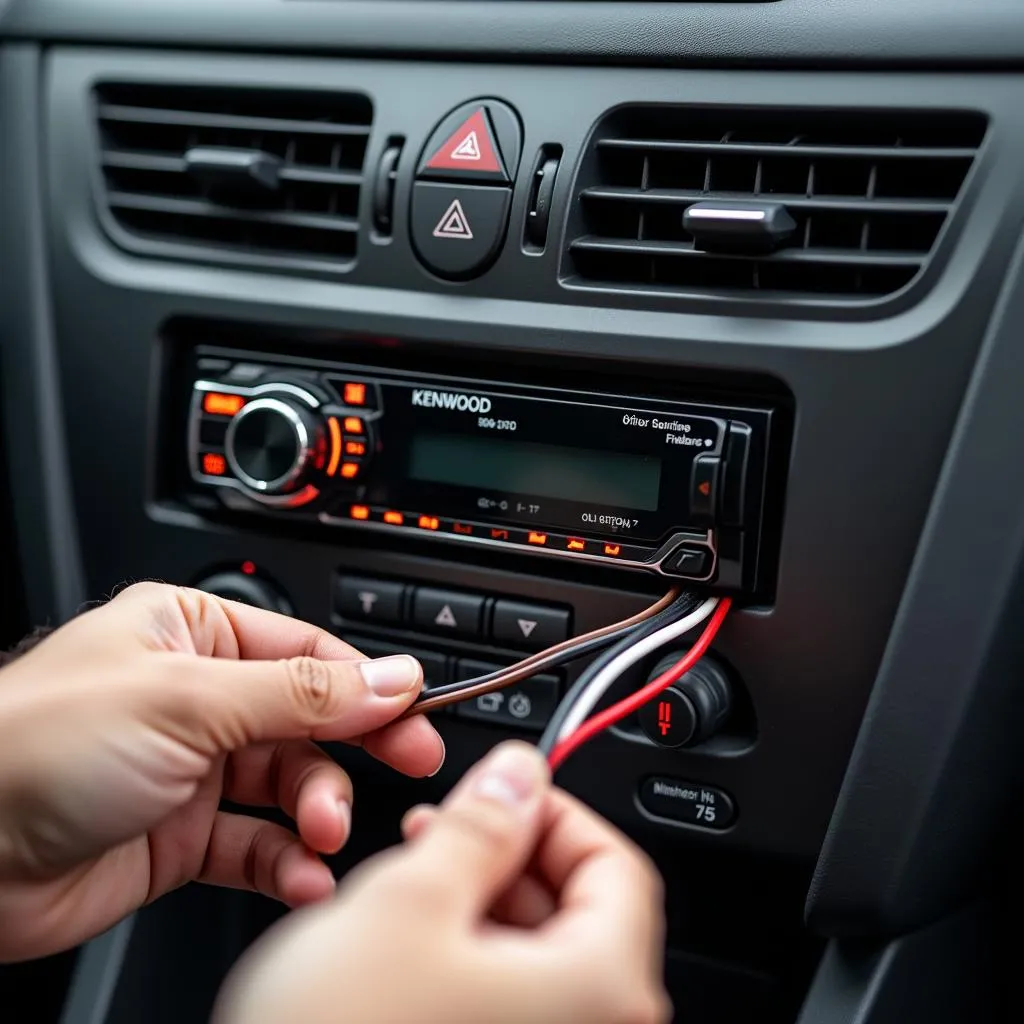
[411, 389, 492, 413]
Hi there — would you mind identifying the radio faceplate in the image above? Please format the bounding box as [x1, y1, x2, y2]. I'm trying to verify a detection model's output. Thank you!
[184, 349, 779, 591]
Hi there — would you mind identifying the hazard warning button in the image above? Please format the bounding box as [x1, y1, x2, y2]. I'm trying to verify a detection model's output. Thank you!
[410, 182, 512, 280]
[417, 100, 522, 186]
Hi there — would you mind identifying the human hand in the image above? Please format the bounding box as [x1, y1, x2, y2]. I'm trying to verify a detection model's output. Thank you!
[215, 741, 670, 1024]
[0, 582, 444, 961]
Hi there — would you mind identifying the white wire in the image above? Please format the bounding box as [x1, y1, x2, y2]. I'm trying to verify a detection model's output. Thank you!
[554, 597, 720, 745]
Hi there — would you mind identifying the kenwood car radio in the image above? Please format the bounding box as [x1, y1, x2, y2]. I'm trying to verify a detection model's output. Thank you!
[185, 353, 778, 589]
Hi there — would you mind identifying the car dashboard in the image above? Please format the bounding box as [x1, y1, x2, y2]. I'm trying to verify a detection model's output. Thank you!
[2, 1, 1024, 1021]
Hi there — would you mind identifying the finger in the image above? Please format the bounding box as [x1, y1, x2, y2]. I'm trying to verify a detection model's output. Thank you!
[401, 803, 436, 841]
[402, 803, 556, 927]
[362, 716, 445, 778]
[534, 789, 664, 949]
[399, 741, 549, 920]
[197, 812, 336, 908]
[152, 650, 424, 754]
[113, 582, 364, 663]
[489, 874, 557, 928]
[225, 742, 352, 854]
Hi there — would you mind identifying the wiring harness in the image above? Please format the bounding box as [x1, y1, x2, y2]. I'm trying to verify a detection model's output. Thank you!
[405, 587, 733, 771]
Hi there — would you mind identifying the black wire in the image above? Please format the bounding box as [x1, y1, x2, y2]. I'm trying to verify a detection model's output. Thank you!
[537, 592, 702, 759]
[412, 619, 644, 705]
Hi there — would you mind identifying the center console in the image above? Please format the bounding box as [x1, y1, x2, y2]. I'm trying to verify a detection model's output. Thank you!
[3, 7, 1024, 1020]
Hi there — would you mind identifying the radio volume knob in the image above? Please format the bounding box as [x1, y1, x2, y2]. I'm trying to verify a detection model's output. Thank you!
[225, 393, 323, 496]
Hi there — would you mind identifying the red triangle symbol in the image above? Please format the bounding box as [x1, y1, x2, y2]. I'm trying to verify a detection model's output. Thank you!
[426, 109, 503, 174]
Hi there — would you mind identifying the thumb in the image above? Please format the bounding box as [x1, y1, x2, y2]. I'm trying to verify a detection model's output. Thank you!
[156, 651, 424, 751]
[401, 741, 550, 920]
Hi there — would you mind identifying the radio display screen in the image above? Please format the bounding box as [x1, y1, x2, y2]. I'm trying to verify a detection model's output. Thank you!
[409, 433, 662, 512]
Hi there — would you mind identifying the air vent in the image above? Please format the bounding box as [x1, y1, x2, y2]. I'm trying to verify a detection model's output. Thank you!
[93, 84, 373, 268]
[566, 107, 987, 302]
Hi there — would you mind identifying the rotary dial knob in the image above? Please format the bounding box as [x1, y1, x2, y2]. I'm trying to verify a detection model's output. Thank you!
[225, 394, 323, 496]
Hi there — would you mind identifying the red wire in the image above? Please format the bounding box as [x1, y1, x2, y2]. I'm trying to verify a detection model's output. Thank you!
[547, 597, 732, 771]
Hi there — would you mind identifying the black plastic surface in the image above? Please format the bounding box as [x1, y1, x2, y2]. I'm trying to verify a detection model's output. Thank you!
[806, 219, 1024, 936]
[797, 902, 997, 1023]
[5, 0, 1024, 66]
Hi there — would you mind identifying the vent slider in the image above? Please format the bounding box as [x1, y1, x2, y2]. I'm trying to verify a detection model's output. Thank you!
[683, 200, 795, 253]
[184, 147, 283, 202]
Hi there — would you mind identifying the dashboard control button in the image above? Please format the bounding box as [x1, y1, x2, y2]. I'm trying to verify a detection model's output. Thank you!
[199, 417, 229, 447]
[344, 636, 448, 690]
[335, 576, 405, 624]
[410, 182, 511, 280]
[454, 659, 560, 731]
[638, 777, 736, 831]
[491, 600, 570, 650]
[417, 100, 521, 186]
[412, 587, 485, 638]
[662, 544, 712, 579]
[690, 453, 722, 522]
[194, 571, 293, 615]
[638, 656, 733, 749]
[638, 687, 699, 748]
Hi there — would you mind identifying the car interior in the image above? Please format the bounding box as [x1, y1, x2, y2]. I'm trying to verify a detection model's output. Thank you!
[1, 1, 1023, 1021]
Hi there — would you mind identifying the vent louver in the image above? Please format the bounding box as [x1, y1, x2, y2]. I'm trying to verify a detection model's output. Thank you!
[566, 107, 987, 302]
[94, 84, 373, 268]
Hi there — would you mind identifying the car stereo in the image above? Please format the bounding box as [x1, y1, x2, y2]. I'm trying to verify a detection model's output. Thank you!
[184, 350, 779, 591]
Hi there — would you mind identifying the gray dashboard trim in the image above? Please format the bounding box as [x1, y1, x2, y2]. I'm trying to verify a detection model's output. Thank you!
[3, 0, 1024, 67]
[0, 45, 87, 624]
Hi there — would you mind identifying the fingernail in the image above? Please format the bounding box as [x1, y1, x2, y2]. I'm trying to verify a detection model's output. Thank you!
[360, 655, 421, 696]
[473, 742, 546, 807]
[427, 737, 446, 778]
[336, 800, 352, 841]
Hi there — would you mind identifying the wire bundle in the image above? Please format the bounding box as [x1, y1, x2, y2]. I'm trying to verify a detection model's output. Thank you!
[539, 595, 730, 769]
[403, 586, 732, 771]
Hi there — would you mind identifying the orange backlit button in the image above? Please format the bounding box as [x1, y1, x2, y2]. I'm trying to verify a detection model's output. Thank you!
[491, 528, 510, 541]
[202, 392, 245, 417]
[603, 543, 622, 557]
[345, 440, 366, 456]
[340, 462, 360, 479]
[343, 382, 367, 406]
[343, 417, 364, 435]
[418, 515, 440, 531]
[383, 510, 404, 525]
[201, 452, 227, 476]
[527, 532, 548, 546]
[453, 522, 473, 535]
[350, 505, 370, 520]
[567, 538, 586, 552]
[326, 417, 342, 476]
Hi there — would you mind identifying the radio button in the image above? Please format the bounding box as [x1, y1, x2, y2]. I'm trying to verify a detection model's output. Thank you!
[662, 545, 712, 579]
[410, 182, 511, 281]
[690, 453, 722, 523]
[335, 576, 406, 625]
[413, 587, 486, 638]
[492, 600, 570, 651]
[199, 417, 229, 447]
